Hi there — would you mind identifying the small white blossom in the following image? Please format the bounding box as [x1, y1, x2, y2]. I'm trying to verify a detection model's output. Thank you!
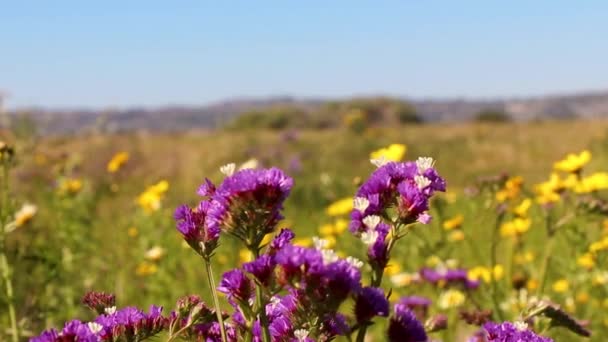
[220, 163, 236, 176]
[346, 256, 364, 269]
[312, 236, 328, 250]
[321, 249, 339, 264]
[416, 157, 435, 173]
[362, 215, 381, 230]
[87, 322, 103, 334]
[414, 175, 431, 189]
[353, 197, 370, 213]
[294, 329, 309, 341]
[361, 230, 379, 246]
[370, 156, 388, 168]
[239, 158, 259, 170]
[514, 321, 528, 331]
[104, 306, 117, 315]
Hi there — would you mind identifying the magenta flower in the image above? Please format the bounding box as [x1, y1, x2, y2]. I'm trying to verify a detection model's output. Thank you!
[483, 321, 553, 342]
[387, 301, 428, 342]
[174, 200, 220, 257]
[355, 287, 390, 323]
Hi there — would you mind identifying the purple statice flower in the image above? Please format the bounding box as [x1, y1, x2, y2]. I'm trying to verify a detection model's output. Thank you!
[397, 296, 432, 320]
[269, 315, 293, 340]
[387, 302, 428, 342]
[419, 267, 480, 290]
[368, 222, 390, 269]
[174, 200, 219, 257]
[197, 178, 217, 197]
[320, 313, 350, 338]
[94, 305, 165, 340]
[217, 269, 254, 304]
[31, 320, 100, 342]
[82, 291, 116, 315]
[354, 287, 390, 323]
[269, 228, 295, 253]
[483, 321, 553, 341]
[207, 167, 294, 246]
[194, 322, 238, 342]
[275, 245, 325, 282]
[243, 254, 275, 286]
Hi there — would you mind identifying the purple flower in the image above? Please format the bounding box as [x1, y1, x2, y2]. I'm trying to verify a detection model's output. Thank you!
[197, 178, 217, 197]
[94, 305, 165, 340]
[194, 322, 237, 342]
[397, 296, 432, 320]
[174, 200, 219, 257]
[269, 315, 293, 339]
[368, 222, 390, 269]
[82, 291, 116, 315]
[320, 313, 350, 338]
[354, 287, 390, 323]
[207, 167, 294, 245]
[31, 320, 99, 342]
[269, 228, 295, 253]
[387, 303, 428, 342]
[217, 269, 254, 303]
[483, 321, 553, 342]
[419, 267, 479, 290]
[243, 254, 275, 286]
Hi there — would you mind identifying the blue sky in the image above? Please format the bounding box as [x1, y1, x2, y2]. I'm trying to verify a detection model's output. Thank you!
[2, 1, 607, 108]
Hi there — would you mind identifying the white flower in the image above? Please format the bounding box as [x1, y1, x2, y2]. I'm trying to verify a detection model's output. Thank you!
[312, 236, 328, 250]
[294, 329, 309, 341]
[239, 158, 259, 170]
[353, 197, 370, 213]
[514, 321, 528, 331]
[144, 246, 166, 261]
[220, 163, 236, 176]
[346, 256, 364, 269]
[362, 215, 381, 230]
[414, 175, 431, 189]
[87, 322, 103, 334]
[104, 306, 117, 315]
[321, 249, 339, 264]
[370, 156, 388, 168]
[361, 230, 379, 246]
[416, 157, 435, 173]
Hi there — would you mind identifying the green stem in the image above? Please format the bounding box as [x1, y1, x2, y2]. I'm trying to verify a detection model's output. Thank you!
[204, 258, 228, 342]
[0, 163, 18, 342]
[251, 247, 271, 342]
[489, 213, 505, 322]
[537, 212, 555, 298]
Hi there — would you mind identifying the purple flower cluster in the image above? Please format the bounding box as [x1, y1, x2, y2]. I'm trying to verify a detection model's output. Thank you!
[419, 267, 480, 289]
[82, 291, 116, 315]
[31, 320, 99, 342]
[174, 200, 219, 257]
[397, 296, 432, 320]
[354, 287, 390, 323]
[350, 160, 446, 234]
[387, 299, 428, 342]
[483, 321, 554, 342]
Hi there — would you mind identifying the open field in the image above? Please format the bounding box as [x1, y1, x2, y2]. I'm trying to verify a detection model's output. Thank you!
[3, 119, 608, 341]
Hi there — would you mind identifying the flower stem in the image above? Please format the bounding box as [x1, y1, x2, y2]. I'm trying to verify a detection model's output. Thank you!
[204, 258, 228, 342]
[537, 212, 555, 298]
[0, 163, 18, 342]
[251, 247, 271, 342]
[489, 212, 505, 322]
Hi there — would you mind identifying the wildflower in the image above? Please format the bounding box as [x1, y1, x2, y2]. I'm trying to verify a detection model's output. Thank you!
[448, 230, 465, 242]
[554, 150, 591, 173]
[174, 200, 219, 257]
[107, 152, 129, 173]
[500, 217, 532, 237]
[390, 272, 417, 287]
[137, 180, 169, 213]
[370, 144, 407, 163]
[387, 301, 427, 342]
[127, 227, 138, 237]
[398, 296, 432, 320]
[443, 214, 464, 230]
[574, 172, 608, 193]
[93, 305, 166, 340]
[144, 246, 165, 262]
[577, 253, 595, 270]
[513, 198, 532, 217]
[57, 177, 83, 195]
[6, 203, 37, 232]
[483, 321, 553, 341]
[354, 287, 390, 323]
[217, 269, 254, 303]
[239, 158, 259, 170]
[438, 289, 466, 309]
[552, 279, 569, 293]
[206, 167, 293, 248]
[326, 197, 353, 216]
[82, 291, 116, 315]
[31, 320, 100, 342]
[135, 262, 158, 276]
[353, 197, 370, 213]
[496, 176, 523, 202]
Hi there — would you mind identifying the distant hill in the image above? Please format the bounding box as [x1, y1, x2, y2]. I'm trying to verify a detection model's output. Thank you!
[6, 91, 608, 134]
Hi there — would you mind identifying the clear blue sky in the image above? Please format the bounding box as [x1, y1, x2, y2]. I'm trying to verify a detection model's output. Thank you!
[2, 1, 607, 109]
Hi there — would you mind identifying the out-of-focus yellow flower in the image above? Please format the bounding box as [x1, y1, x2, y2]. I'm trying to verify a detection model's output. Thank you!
[526, 279, 539, 291]
[448, 230, 465, 242]
[385, 259, 402, 276]
[500, 218, 532, 237]
[137, 180, 169, 213]
[127, 227, 138, 237]
[136, 262, 158, 276]
[577, 253, 595, 270]
[318, 223, 335, 236]
[370, 144, 407, 163]
[326, 197, 353, 217]
[496, 176, 523, 202]
[534, 173, 578, 204]
[592, 272, 608, 286]
[438, 289, 465, 309]
[443, 214, 464, 231]
[426, 255, 442, 267]
[468, 265, 504, 283]
[293, 237, 312, 247]
[554, 150, 591, 173]
[552, 279, 570, 293]
[513, 198, 532, 217]
[514, 251, 535, 265]
[333, 218, 348, 234]
[217, 254, 228, 265]
[576, 291, 589, 304]
[574, 172, 608, 193]
[443, 191, 458, 204]
[589, 236, 608, 253]
[107, 152, 129, 173]
[14, 203, 37, 228]
[144, 246, 166, 262]
[390, 272, 417, 287]
[57, 178, 83, 195]
[239, 249, 253, 263]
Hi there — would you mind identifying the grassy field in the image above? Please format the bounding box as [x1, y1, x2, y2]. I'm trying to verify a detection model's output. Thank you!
[3, 119, 608, 341]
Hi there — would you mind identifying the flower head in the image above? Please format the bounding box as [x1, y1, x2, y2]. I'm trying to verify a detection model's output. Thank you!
[107, 152, 129, 173]
[483, 321, 553, 341]
[174, 200, 219, 257]
[387, 302, 427, 342]
[354, 287, 389, 323]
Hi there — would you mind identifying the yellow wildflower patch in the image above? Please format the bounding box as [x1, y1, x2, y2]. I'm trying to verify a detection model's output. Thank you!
[443, 214, 464, 231]
[500, 218, 532, 237]
[553, 150, 591, 173]
[370, 144, 407, 163]
[438, 289, 465, 309]
[552, 279, 570, 293]
[107, 152, 129, 173]
[137, 180, 169, 213]
[325, 197, 353, 217]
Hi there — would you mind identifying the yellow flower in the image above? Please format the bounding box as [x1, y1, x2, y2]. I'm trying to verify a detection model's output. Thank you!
[513, 198, 532, 217]
[135, 262, 158, 276]
[385, 259, 402, 276]
[589, 236, 608, 253]
[127, 227, 138, 237]
[468, 265, 503, 283]
[592, 272, 608, 286]
[438, 289, 465, 309]
[577, 253, 595, 270]
[14, 203, 37, 228]
[514, 251, 535, 265]
[137, 180, 169, 213]
[144, 246, 166, 262]
[107, 152, 129, 173]
[57, 178, 83, 195]
[448, 230, 465, 242]
[333, 219, 348, 234]
[574, 172, 608, 193]
[217, 254, 228, 265]
[426, 255, 442, 267]
[496, 176, 524, 202]
[500, 218, 532, 237]
[526, 279, 539, 291]
[576, 291, 589, 304]
[293, 237, 312, 247]
[552, 279, 569, 293]
[443, 214, 464, 231]
[325, 197, 353, 217]
[318, 223, 335, 236]
[370, 144, 407, 163]
[390, 273, 415, 287]
[239, 249, 253, 263]
[554, 150, 591, 173]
